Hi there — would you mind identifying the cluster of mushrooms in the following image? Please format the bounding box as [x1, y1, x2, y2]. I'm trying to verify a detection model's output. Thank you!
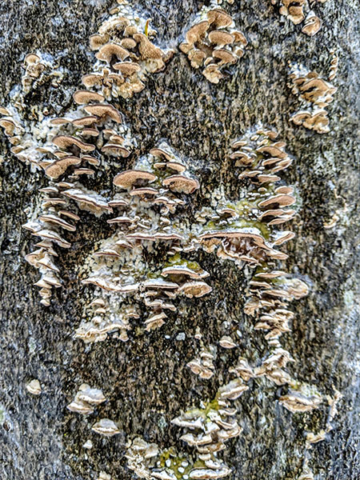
[126, 380, 246, 480]
[77, 142, 213, 343]
[19, 97, 130, 305]
[272, 0, 325, 37]
[21, 52, 63, 94]
[84, 0, 174, 99]
[0, 1, 342, 479]
[180, 7, 247, 83]
[289, 65, 337, 134]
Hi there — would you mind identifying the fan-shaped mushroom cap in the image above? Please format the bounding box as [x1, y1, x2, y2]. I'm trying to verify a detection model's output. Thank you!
[208, 30, 234, 47]
[89, 33, 109, 51]
[144, 312, 167, 331]
[78, 384, 106, 405]
[114, 170, 157, 188]
[302, 12, 322, 36]
[50, 117, 72, 126]
[185, 21, 209, 45]
[180, 281, 212, 298]
[45, 156, 81, 179]
[52, 135, 95, 152]
[82, 73, 104, 88]
[26, 379, 41, 395]
[39, 214, 76, 232]
[92, 419, 120, 436]
[133, 33, 163, 59]
[101, 144, 130, 157]
[212, 50, 237, 66]
[150, 146, 174, 161]
[203, 64, 223, 84]
[113, 62, 141, 76]
[207, 9, 233, 28]
[120, 38, 137, 49]
[84, 104, 122, 123]
[162, 265, 209, 279]
[24, 53, 40, 65]
[96, 43, 130, 62]
[129, 187, 158, 196]
[62, 188, 111, 211]
[73, 90, 105, 104]
[0, 118, 16, 136]
[258, 194, 295, 208]
[162, 175, 199, 194]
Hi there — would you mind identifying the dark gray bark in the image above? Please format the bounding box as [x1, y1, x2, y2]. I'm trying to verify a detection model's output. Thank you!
[1, 1, 359, 479]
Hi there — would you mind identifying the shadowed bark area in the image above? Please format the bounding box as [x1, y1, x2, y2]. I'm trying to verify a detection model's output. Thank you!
[0, 0, 359, 479]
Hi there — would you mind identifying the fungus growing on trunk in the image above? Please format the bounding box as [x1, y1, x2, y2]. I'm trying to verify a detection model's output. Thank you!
[83, 0, 174, 99]
[180, 6, 247, 83]
[289, 64, 337, 134]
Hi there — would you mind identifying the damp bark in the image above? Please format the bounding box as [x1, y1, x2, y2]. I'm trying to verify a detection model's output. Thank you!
[0, 1, 359, 480]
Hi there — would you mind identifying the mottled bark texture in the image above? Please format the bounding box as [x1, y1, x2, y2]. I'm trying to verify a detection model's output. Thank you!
[0, 0, 359, 479]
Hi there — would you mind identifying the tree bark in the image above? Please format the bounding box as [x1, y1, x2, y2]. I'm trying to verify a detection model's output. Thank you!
[0, 1, 359, 480]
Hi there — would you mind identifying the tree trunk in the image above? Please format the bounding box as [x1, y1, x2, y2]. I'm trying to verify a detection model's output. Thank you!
[0, 1, 359, 480]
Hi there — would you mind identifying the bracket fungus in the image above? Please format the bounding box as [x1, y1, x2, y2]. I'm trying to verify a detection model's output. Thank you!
[126, 381, 245, 480]
[21, 52, 64, 94]
[84, 0, 174, 99]
[272, 0, 323, 36]
[289, 65, 337, 134]
[180, 7, 247, 83]
[26, 379, 42, 395]
[67, 384, 106, 415]
[79, 143, 212, 341]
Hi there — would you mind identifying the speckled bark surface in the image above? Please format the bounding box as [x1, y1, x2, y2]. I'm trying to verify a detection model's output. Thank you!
[0, 0, 360, 479]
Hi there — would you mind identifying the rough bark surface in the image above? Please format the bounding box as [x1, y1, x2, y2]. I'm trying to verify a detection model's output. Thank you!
[0, 1, 359, 479]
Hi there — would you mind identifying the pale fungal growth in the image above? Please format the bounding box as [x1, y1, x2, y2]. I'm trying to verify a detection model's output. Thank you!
[98, 473, 111, 480]
[289, 64, 337, 134]
[67, 384, 106, 415]
[219, 336, 237, 349]
[79, 142, 212, 341]
[84, 0, 174, 99]
[272, 0, 323, 36]
[126, 381, 245, 480]
[2, 92, 133, 305]
[187, 345, 216, 379]
[180, 6, 247, 84]
[26, 379, 41, 395]
[21, 52, 64, 94]
[279, 387, 322, 413]
[92, 418, 120, 437]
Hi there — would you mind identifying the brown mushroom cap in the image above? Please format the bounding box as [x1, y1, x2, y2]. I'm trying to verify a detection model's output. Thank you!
[89, 33, 109, 51]
[120, 38, 137, 50]
[24, 53, 40, 65]
[208, 30, 234, 47]
[207, 8, 233, 28]
[113, 62, 141, 76]
[96, 43, 130, 63]
[72, 116, 98, 127]
[180, 281, 212, 298]
[185, 21, 209, 45]
[101, 144, 131, 158]
[133, 33, 163, 60]
[162, 175, 200, 194]
[302, 14, 322, 36]
[52, 135, 95, 152]
[50, 117, 72, 126]
[45, 156, 81, 179]
[212, 49, 237, 66]
[73, 90, 105, 104]
[113, 170, 157, 188]
[0, 118, 16, 136]
[203, 64, 224, 84]
[84, 104, 122, 123]
[39, 214, 76, 232]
